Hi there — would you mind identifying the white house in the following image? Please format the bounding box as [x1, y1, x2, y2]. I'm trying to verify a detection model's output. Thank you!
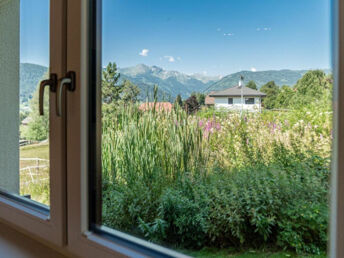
[205, 85, 266, 112]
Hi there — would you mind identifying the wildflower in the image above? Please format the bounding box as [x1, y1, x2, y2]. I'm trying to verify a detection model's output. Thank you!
[216, 123, 221, 131]
[199, 120, 204, 127]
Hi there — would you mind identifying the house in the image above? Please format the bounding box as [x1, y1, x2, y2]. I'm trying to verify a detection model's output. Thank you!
[138, 102, 173, 112]
[208, 85, 266, 112]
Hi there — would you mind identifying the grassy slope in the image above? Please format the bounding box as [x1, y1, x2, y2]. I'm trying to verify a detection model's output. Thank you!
[20, 143, 49, 205]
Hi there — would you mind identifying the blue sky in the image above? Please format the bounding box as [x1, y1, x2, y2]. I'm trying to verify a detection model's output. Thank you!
[21, 0, 331, 76]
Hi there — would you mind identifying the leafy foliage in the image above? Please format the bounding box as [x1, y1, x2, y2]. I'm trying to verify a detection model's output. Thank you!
[21, 73, 49, 141]
[102, 62, 123, 104]
[102, 97, 331, 253]
[184, 95, 200, 114]
[260, 81, 280, 109]
[246, 80, 258, 90]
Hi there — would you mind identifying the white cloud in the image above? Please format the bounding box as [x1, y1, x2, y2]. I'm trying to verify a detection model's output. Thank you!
[257, 27, 271, 31]
[139, 49, 149, 56]
[164, 56, 175, 62]
[251, 67, 257, 72]
[224, 33, 234, 36]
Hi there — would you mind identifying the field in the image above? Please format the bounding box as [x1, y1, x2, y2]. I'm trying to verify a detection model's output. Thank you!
[19, 142, 49, 205]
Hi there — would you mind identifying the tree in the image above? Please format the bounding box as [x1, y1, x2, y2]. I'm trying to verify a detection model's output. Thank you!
[21, 73, 49, 141]
[184, 95, 200, 114]
[121, 79, 140, 103]
[174, 94, 183, 107]
[260, 81, 280, 109]
[191, 92, 206, 106]
[274, 85, 294, 108]
[291, 70, 330, 107]
[102, 62, 123, 104]
[246, 80, 258, 90]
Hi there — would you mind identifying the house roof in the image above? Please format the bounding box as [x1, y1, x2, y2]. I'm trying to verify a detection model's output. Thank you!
[209, 86, 267, 97]
[139, 102, 173, 112]
[205, 91, 215, 105]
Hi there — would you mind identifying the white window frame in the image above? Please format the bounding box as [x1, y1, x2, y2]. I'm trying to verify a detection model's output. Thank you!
[1, 0, 343, 257]
[0, 0, 67, 247]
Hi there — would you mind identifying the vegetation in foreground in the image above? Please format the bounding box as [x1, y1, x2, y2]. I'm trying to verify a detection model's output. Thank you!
[20, 143, 49, 205]
[20, 63, 332, 255]
[100, 65, 332, 255]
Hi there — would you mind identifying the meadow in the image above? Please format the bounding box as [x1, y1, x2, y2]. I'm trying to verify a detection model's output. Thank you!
[101, 103, 331, 255]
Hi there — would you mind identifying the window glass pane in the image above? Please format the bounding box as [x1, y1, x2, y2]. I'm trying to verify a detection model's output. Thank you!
[95, 0, 332, 255]
[245, 97, 255, 104]
[0, 0, 50, 206]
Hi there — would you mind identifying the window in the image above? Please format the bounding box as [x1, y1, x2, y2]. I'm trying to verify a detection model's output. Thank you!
[245, 98, 255, 104]
[0, 0, 67, 246]
[3, 0, 344, 258]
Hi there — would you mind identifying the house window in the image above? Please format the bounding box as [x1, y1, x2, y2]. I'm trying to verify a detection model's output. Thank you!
[245, 98, 255, 104]
[228, 98, 233, 104]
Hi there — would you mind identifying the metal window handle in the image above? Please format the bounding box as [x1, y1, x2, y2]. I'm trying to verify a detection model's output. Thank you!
[39, 74, 57, 116]
[56, 71, 76, 117]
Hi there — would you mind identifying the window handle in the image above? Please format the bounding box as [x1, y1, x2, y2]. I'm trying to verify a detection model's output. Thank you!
[39, 73, 57, 116]
[56, 71, 76, 117]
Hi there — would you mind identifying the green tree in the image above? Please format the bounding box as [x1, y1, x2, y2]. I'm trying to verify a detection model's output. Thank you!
[174, 94, 183, 107]
[21, 74, 49, 141]
[102, 62, 123, 104]
[274, 85, 295, 108]
[291, 70, 330, 107]
[191, 92, 206, 105]
[260, 81, 280, 109]
[246, 80, 258, 90]
[121, 79, 140, 103]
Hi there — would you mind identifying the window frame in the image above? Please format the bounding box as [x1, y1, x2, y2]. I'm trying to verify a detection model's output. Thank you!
[66, 0, 344, 257]
[1, 0, 340, 257]
[228, 97, 233, 104]
[0, 0, 67, 247]
[245, 97, 255, 105]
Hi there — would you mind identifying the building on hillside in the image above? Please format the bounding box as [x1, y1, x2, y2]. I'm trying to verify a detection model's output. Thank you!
[207, 84, 266, 112]
[139, 102, 173, 112]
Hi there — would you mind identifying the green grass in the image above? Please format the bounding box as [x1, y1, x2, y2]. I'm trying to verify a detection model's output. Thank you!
[20, 142, 49, 159]
[19, 142, 49, 205]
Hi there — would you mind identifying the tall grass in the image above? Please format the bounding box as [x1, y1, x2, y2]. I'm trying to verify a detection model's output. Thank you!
[101, 104, 331, 254]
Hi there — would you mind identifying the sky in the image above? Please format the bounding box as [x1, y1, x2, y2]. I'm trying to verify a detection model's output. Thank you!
[21, 0, 331, 76]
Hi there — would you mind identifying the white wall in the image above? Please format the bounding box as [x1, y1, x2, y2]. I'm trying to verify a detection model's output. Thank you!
[214, 97, 261, 112]
[0, 0, 19, 193]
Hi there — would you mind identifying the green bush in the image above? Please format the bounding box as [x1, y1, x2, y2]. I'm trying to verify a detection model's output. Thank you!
[101, 103, 330, 254]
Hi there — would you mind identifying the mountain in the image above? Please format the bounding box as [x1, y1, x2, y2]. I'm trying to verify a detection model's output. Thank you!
[205, 69, 310, 92]
[20, 63, 48, 104]
[19, 63, 329, 105]
[205, 70, 310, 93]
[119, 64, 218, 100]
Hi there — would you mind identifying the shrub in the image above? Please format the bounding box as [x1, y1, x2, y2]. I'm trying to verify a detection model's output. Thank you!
[101, 104, 331, 254]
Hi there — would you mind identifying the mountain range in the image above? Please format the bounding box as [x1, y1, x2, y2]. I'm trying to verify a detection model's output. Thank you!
[20, 63, 329, 104]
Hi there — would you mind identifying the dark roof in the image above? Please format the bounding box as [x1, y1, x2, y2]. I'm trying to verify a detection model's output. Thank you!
[209, 86, 266, 97]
